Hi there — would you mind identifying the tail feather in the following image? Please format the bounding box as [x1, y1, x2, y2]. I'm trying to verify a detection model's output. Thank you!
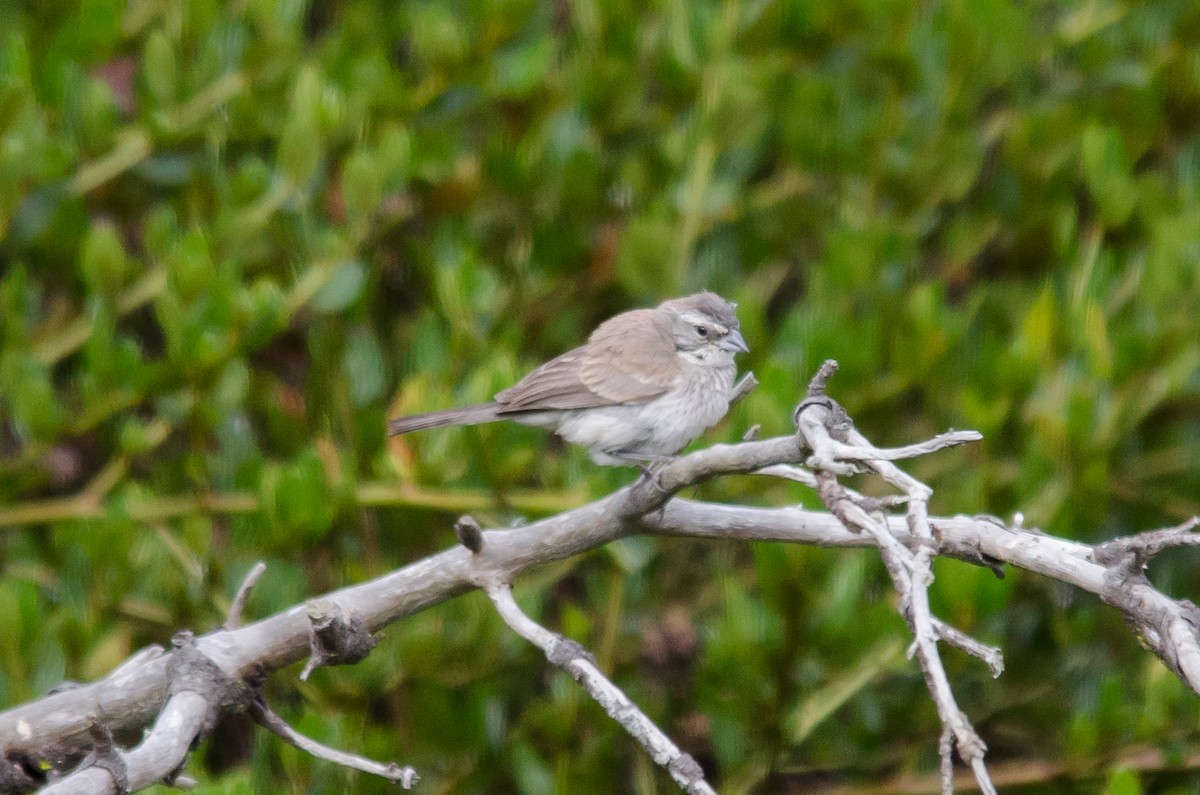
[388, 402, 502, 435]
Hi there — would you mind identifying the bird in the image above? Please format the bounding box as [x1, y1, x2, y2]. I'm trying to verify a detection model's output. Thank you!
[388, 291, 748, 466]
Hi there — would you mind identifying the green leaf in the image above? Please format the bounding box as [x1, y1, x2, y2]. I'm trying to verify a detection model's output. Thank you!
[79, 220, 128, 295]
[1081, 123, 1137, 226]
[277, 64, 323, 187]
[267, 448, 335, 543]
[2, 353, 65, 440]
[341, 327, 385, 407]
[376, 123, 412, 190]
[340, 149, 382, 227]
[616, 213, 678, 297]
[491, 36, 555, 98]
[142, 29, 178, 105]
[167, 229, 214, 304]
[311, 260, 365, 313]
[787, 637, 905, 744]
[1103, 767, 1142, 795]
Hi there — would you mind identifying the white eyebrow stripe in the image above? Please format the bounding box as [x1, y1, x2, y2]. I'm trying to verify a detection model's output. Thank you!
[679, 311, 714, 326]
[679, 310, 730, 337]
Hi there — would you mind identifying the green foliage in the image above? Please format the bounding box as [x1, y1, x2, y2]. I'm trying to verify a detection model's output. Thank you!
[2, 0, 1200, 792]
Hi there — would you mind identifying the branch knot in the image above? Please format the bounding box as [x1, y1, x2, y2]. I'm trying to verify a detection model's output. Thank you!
[548, 637, 594, 669]
[168, 632, 251, 734]
[81, 721, 128, 795]
[300, 600, 378, 680]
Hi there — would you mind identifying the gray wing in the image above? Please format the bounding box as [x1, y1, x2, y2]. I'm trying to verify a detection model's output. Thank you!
[495, 310, 675, 412]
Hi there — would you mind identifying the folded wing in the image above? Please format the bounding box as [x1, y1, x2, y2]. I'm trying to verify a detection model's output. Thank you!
[495, 309, 675, 412]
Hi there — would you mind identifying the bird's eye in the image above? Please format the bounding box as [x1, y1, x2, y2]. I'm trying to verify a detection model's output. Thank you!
[695, 326, 708, 336]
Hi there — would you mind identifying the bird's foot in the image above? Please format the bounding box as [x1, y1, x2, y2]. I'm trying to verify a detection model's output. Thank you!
[635, 464, 675, 523]
[605, 450, 675, 498]
[635, 462, 668, 493]
[633, 461, 674, 500]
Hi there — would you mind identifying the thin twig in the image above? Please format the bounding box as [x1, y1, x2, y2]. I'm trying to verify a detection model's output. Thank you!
[754, 463, 820, 489]
[1094, 517, 1200, 569]
[249, 699, 418, 788]
[728, 371, 759, 407]
[754, 464, 911, 510]
[931, 618, 1005, 678]
[484, 581, 716, 795]
[825, 430, 983, 465]
[225, 562, 267, 630]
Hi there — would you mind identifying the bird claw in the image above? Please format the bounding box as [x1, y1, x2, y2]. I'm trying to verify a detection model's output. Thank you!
[604, 450, 673, 490]
[632, 461, 673, 500]
[629, 464, 673, 524]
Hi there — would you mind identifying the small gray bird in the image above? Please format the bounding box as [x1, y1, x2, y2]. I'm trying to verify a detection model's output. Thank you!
[388, 292, 748, 465]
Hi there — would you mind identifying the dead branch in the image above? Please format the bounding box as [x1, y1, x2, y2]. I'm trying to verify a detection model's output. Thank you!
[484, 581, 715, 794]
[1, 362, 1197, 793]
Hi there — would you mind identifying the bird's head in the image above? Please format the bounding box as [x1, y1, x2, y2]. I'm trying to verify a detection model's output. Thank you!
[659, 291, 748, 364]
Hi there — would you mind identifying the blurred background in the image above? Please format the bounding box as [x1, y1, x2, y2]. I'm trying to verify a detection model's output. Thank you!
[2, 0, 1200, 792]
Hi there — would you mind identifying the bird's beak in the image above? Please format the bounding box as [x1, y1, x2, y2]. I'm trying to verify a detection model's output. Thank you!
[719, 328, 749, 353]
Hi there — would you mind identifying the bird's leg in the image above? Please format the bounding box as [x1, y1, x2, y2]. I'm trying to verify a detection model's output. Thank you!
[634, 462, 675, 522]
[608, 450, 675, 466]
[607, 450, 673, 500]
[635, 462, 666, 492]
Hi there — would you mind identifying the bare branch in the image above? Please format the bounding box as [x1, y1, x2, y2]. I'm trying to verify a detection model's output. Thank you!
[753, 462, 819, 488]
[815, 429, 983, 467]
[225, 561, 267, 630]
[795, 378, 995, 794]
[939, 725, 954, 795]
[804, 359, 839, 397]
[249, 699, 418, 788]
[728, 371, 759, 407]
[7, 493, 1195, 788]
[4, 361, 1200, 794]
[1165, 615, 1200, 693]
[484, 582, 716, 795]
[1095, 517, 1200, 570]
[299, 600, 377, 681]
[40, 691, 208, 795]
[931, 618, 1005, 678]
[753, 463, 911, 512]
